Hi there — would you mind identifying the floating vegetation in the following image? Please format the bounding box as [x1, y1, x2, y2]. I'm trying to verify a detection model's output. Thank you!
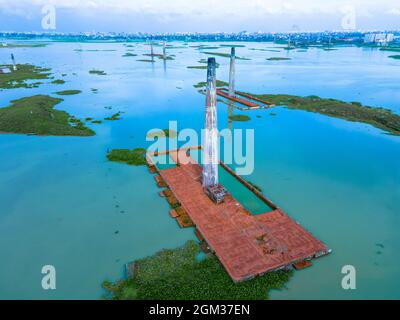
[102, 241, 292, 300]
[91, 88, 98, 94]
[91, 120, 102, 124]
[269, 112, 277, 116]
[0, 64, 51, 89]
[122, 52, 138, 57]
[229, 114, 251, 122]
[203, 52, 251, 60]
[51, 79, 65, 85]
[220, 44, 246, 48]
[198, 59, 220, 67]
[187, 65, 207, 69]
[107, 148, 147, 166]
[158, 55, 175, 60]
[89, 69, 107, 75]
[54, 90, 82, 95]
[380, 47, 400, 52]
[193, 80, 228, 89]
[104, 112, 122, 121]
[137, 59, 154, 63]
[146, 129, 178, 139]
[267, 57, 291, 61]
[388, 55, 400, 60]
[74, 49, 116, 52]
[246, 92, 400, 135]
[0, 95, 94, 136]
[0, 43, 47, 48]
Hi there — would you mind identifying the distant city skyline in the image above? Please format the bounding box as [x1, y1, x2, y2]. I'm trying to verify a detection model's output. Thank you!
[0, 0, 399, 33]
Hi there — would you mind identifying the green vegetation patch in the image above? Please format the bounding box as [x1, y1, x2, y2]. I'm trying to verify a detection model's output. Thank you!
[388, 55, 400, 60]
[107, 148, 147, 166]
[104, 112, 122, 121]
[266, 57, 291, 61]
[102, 240, 291, 300]
[187, 65, 207, 69]
[229, 114, 251, 122]
[203, 52, 251, 60]
[54, 90, 81, 95]
[193, 80, 228, 89]
[137, 59, 154, 63]
[51, 79, 65, 85]
[0, 95, 94, 136]
[89, 69, 107, 75]
[122, 52, 138, 57]
[146, 129, 178, 139]
[0, 64, 51, 89]
[380, 47, 400, 52]
[247, 92, 400, 135]
[0, 43, 47, 48]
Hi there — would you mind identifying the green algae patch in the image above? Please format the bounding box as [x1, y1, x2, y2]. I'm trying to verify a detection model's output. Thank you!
[122, 52, 138, 57]
[102, 240, 292, 300]
[388, 55, 400, 60]
[194, 80, 228, 89]
[54, 90, 81, 95]
[0, 43, 47, 49]
[0, 64, 51, 89]
[107, 148, 147, 166]
[229, 114, 251, 122]
[146, 129, 178, 139]
[203, 52, 250, 60]
[89, 69, 107, 75]
[91, 120, 102, 124]
[187, 65, 207, 69]
[0, 95, 94, 136]
[247, 93, 400, 136]
[137, 59, 154, 63]
[380, 47, 400, 52]
[267, 57, 291, 61]
[104, 112, 122, 121]
[51, 79, 65, 85]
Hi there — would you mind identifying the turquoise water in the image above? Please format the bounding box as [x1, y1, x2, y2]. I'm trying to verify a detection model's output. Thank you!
[0, 41, 399, 299]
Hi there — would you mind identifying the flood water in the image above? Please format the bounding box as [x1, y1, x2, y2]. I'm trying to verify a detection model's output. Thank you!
[0, 40, 399, 299]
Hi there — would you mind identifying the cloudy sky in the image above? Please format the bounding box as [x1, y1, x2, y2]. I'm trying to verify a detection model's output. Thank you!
[0, 0, 399, 33]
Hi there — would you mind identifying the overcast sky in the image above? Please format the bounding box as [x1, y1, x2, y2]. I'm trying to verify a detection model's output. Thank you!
[0, 0, 399, 33]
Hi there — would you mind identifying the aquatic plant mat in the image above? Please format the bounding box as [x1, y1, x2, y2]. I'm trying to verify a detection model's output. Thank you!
[102, 240, 292, 300]
[0, 95, 94, 136]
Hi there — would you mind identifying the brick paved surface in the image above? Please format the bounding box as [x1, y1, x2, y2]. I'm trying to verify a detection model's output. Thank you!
[159, 160, 329, 282]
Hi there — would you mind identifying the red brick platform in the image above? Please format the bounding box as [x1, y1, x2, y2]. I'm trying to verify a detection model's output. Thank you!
[157, 157, 330, 282]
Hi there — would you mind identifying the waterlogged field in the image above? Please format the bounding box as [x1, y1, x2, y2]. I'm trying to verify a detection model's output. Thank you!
[0, 40, 399, 299]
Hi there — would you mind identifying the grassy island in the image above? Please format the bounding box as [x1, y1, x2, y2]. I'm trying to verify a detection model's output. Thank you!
[51, 79, 65, 85]
[104, 112, 122, 121]
[0, 43, 47, 49]
[246, 93, 400, 135]
[107, 148, 147, 166]
[267, 57, 291, 61]
[203, 52, 250, 60]
[122, 52, 138, 57]
[102, 241, 291, 300]
[0, 64, 51, 89]
[0, 95, 94, 136]
[194, 80, 228, 89]
[54, 90, 81, 95]
[89, 69, 107, 75]
[229, 114, 251, 122]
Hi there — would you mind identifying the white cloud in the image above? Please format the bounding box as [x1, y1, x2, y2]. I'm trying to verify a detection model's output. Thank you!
[387, 8, 400, 16]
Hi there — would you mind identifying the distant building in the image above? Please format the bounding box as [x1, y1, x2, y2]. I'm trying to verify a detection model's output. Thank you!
[364, 33, 394, 45]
